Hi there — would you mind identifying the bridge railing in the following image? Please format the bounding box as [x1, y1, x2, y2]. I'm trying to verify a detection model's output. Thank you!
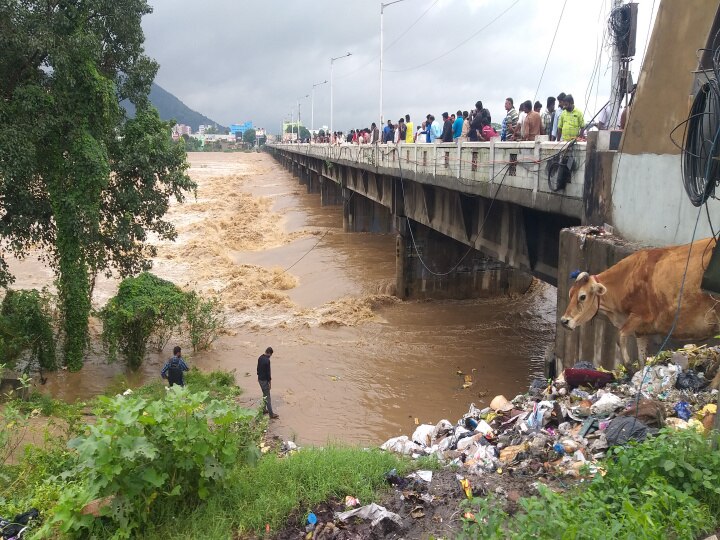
[272, 141, 585, 200]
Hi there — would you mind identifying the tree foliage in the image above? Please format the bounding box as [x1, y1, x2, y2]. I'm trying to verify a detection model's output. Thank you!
[242, 128, 256, 145]
[0, 289, 56, 370]
[0, 0, 197, 370]
[100, 273, 187, 370]
[100, 273, 226, 369]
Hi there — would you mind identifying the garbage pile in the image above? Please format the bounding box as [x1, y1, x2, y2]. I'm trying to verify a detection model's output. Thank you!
[381, 348, 719, 479]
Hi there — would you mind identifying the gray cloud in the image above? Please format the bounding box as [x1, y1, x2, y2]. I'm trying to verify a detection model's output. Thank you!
[143, 0, 657, 133]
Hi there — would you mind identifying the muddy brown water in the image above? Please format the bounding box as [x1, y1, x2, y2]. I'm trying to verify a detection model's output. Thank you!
[8, 152, 556, 446]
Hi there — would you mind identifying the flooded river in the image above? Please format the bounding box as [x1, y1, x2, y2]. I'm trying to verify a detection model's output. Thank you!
[9, 152, 556, 446]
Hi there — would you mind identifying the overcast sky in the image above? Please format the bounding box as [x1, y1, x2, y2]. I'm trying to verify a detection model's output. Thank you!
[142, 0, 658, 133]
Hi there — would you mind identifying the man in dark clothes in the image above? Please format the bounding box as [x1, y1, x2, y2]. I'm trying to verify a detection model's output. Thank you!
[257, 347, 279, 419]
[161, 345, 189, 387]
[440, 112, 454, 142]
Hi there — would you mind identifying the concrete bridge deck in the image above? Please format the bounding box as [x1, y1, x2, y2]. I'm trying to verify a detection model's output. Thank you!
[271, 141, 586, 287]
[275, 141, 586, 220]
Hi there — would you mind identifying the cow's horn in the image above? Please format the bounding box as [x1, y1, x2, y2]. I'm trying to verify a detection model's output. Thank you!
[575, 271, 590, 282]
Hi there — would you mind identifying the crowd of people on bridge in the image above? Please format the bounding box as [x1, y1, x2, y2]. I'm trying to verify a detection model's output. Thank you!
[306, 86, 635, 146]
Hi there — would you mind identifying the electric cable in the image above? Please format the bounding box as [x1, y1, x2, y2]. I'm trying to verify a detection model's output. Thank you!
[533, 0, 568, 103]
[396, 147, 511, 277]
[335, 0, 440, 81]
[383, 0, 521, 73]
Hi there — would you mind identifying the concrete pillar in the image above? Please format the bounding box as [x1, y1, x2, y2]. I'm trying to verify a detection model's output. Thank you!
[396, 219, 533, 300]
[343, 190, 393, 233]
[307, 171, 320, 194]
[320, 177, 342, 206]
[396, 218, 409, 299]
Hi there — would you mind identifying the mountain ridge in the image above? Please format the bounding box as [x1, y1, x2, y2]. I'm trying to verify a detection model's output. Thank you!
[124, 83, 228, 133]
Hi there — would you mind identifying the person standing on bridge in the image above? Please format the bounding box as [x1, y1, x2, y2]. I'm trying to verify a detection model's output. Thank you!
[542, 97, 556, 139]
[370, 122, 380, 144]
[257, 346, 279, 419]
[501, 98, 519, 141]
[557, 94, 585, 141]
[405, 114, 414, 143]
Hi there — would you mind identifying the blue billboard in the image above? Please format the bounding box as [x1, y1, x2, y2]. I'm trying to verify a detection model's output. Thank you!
[230, 121, 253, 135]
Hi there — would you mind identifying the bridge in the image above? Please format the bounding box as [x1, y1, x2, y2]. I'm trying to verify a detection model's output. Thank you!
[267, 1, 720, 376]
[270, 140, 586, 297]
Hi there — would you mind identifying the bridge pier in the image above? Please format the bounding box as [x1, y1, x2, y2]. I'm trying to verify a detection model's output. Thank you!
[343, 187, 393, 233]
[320, 176, 342, 206]
[395, 219, 533, 300]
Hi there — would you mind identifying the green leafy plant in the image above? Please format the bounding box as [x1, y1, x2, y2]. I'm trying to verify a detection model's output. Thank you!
[0, 289, 57, 370]
[185, 292, 226, 352]
[45, 386, 259, 539]
[100, 273, 188, 370]
[460, 429, 720, 539]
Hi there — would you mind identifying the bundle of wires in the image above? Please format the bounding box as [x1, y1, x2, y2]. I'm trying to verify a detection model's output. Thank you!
[607, 4, 633, 56]
[681, 41, 720, 207]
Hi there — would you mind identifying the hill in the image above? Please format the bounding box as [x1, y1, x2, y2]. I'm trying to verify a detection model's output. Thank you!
[123, 83, 228, 133]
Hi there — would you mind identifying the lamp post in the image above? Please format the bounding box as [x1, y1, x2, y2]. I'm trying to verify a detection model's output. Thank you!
[311, 80, 328, 134]
[380, 0, 407, 129]
[297, 94, 309, 143]
[290, 107, 294, 143]
[330, 52, 352, 138]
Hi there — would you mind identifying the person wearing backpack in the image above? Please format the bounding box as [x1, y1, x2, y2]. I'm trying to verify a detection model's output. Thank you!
[161, 346, 189, 387]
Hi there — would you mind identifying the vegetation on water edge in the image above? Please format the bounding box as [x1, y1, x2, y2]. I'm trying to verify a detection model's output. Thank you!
[459, 428, 720, 540]
[100, 272, 226, 370]
[0, 370, 408, 539]
[4, 368, 719, 539]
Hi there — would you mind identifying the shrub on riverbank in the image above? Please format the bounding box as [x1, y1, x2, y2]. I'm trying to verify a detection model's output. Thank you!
[460, 428, 720, 539]
[0, 371, 409, 539]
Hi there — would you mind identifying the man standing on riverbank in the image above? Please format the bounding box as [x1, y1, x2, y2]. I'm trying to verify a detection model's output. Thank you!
[161, 346, 189, 387]
[257, 347, 279, 419]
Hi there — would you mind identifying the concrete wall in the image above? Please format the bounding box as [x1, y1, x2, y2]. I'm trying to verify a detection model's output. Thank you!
[610, 0, 720, 245]
[622, 0, 718, 155]
[612, 153, 716, 246]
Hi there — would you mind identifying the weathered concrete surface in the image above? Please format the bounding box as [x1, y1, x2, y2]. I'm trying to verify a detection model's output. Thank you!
[271, 145, 581, 285]
[612, 153, 716, 246]
[274, 147, 538, 300]
[395, 219, 533, 300]
[622, 0, 718, 156]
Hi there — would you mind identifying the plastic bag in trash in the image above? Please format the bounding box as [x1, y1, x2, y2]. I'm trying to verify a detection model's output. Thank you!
[604, 416, 650, 446]
[631, 365, 679, 395]
[380, 436, 423, 455]
[412, 424, 435, 447]
[675, 370, 708, 391]
[336, 503, 403, 528]
[590, 393, 624, 417]
[673, 401, 692, 421]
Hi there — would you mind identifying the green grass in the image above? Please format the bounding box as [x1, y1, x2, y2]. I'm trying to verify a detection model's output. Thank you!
[460, 429, 720, 540]
[143, 446, 409, 539]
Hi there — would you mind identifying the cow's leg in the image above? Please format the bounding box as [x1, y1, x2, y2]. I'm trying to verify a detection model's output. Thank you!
[635, 336, 650, 369]
[619, 314, 645, 372]
[619, 333, 635, 370]
[711, 369, 720, 390]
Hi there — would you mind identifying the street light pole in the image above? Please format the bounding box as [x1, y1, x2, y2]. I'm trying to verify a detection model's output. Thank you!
[311, 80, 328, 134]
[297, 94, 309, 143]
[380, 0, 406, 129]
[330, 52, 352, 139]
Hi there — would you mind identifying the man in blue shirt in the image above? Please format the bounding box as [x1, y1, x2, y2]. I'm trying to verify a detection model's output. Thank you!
[430, 115, 442, 142]
[452, 110, 464, 141]
[161, 346, 189, 387]
[382, 120, 392, 143]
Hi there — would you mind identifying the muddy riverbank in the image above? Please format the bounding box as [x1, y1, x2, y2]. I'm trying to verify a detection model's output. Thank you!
[6, 152, 556, 446]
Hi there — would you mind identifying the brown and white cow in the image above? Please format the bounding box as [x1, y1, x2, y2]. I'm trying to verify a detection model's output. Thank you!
[560, 237, 720, 388]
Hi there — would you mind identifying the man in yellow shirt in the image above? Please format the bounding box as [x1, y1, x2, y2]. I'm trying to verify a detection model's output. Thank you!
[405, 114, 414, 143]
[557, 94, 585, 141]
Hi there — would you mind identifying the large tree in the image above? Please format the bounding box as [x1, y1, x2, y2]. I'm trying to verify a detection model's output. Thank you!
[0, 0, 197, 370]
